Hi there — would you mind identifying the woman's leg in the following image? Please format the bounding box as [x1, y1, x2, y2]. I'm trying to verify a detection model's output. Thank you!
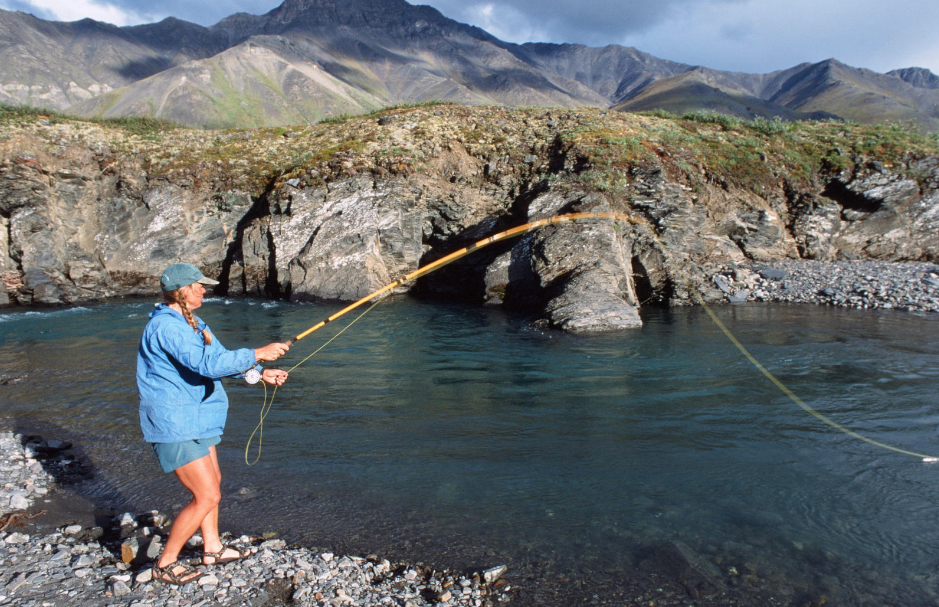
[157, 453, 221, 571]
[200, 446, 223, 555]
[198, 446, 245, 563]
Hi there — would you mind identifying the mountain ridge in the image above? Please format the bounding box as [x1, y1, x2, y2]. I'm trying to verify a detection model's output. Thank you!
[1, 0, 938, 129]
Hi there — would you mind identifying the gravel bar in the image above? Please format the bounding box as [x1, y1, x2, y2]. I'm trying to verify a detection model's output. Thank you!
[0, 432, 512, 607]
[711, 260, 939, 312]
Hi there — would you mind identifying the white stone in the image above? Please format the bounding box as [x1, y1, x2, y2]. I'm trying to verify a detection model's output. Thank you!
[135, 569, 153, 584]
[320, 552, 334, 562]
[9, 494, 29, 510]
[4, 532, 29, 544]
[73, 568, 92, 578]
[199, 574, 220, 586]
[63, 525, 82, 535]
[483, 565, 507, 584]
[118, 512, 135, 527]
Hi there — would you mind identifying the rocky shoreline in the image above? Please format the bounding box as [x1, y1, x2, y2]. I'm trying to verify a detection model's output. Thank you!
[3, 106, 937, 333]
[0, 432, 515, 607]
[711, 260, 939, 312]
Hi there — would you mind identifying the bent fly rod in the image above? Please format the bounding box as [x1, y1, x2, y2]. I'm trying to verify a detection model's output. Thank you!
[243, 210, 939, 465]
[285, 211, 637, 345]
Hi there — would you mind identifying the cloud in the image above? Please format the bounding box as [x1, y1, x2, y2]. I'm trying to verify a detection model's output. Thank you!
[617, 0, 939, 74]
[1, 0, 937, 75]
[422, 0, 747, 45]
[424, 0, 939, 74]
[0, 0, 146, 25]
[1, 0, 57, 19]
[0, 0, 272, 25]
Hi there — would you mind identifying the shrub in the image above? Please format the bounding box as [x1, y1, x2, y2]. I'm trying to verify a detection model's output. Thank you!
[680, 110, 741, 130]
[640, 109, 675, 120]
[748, 115, 791, 136]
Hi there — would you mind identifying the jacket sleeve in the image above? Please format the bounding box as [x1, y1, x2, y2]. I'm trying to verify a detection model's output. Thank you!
[158, 322, 257, 379]
[213, 332, 264, 379]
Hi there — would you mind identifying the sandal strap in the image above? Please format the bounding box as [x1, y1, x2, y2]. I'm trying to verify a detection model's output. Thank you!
[203, 543, 249, 562]
[155, 561, 203, 585]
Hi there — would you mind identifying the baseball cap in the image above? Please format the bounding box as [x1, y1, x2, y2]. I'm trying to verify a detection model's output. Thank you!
[160, 263, 220, 292]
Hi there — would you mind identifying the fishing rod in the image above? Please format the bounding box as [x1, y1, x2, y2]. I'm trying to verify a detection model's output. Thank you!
[247, 211, 641, 464]
[245, 210, 939, 464]
[285, 211, 639, 345]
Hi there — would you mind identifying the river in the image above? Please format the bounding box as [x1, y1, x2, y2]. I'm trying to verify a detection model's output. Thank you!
[1, 297, 938, 605]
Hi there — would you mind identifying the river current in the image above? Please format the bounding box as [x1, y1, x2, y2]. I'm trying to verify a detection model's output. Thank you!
[1, 298, 938, 605]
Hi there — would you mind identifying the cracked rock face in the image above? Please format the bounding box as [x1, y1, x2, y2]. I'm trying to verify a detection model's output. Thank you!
[1, 113, 937, 333]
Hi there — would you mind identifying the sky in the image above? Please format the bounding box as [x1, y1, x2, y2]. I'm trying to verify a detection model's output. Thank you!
[2, 0, 937, 76]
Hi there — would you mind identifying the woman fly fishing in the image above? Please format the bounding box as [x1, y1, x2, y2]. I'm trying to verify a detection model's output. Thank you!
[136, 263, 291, 585]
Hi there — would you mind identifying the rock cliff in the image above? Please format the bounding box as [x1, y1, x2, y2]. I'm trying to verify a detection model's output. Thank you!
[1, 105, 937, 330]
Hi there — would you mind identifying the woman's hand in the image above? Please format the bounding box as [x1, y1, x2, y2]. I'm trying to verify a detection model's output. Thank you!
[255, 342, 290, 362]
[261, 369, 288, 386]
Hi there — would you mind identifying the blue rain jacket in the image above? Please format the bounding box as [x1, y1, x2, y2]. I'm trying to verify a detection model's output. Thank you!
[137, 304, 258, 443]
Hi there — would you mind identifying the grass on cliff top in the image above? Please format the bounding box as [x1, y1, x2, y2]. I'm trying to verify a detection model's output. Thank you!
[565, 109, 939, 196]
[318, 100, 455, 125]
[0, 103, 180, 137]
[4, 103, 938, 200]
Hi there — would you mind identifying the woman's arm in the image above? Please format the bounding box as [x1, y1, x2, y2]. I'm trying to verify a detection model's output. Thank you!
[158, 323, 258, 379]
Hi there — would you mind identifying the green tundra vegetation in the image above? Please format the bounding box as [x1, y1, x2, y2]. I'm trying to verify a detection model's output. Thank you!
[2, 102, 937, 200]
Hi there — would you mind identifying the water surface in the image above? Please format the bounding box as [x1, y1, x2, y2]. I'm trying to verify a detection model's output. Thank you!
[1, 299, 938, 605]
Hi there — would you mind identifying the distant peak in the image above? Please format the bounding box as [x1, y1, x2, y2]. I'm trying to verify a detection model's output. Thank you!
[888, 67, 939, 90]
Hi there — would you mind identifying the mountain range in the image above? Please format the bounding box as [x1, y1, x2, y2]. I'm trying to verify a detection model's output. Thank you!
[1, 0, 938, 130]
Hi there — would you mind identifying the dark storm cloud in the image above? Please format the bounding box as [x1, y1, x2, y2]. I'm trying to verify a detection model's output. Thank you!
[420, 0, 746, 45]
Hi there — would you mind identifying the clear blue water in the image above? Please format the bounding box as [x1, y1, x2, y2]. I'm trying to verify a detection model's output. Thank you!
[2, 298, 938, 605]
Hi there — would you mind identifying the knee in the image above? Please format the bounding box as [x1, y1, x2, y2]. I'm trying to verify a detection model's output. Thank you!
[196, 487, 222, 509]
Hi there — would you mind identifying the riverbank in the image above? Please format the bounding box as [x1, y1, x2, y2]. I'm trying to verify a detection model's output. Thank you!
[711, 260, 939, 312]
[0, 431, 516, 607]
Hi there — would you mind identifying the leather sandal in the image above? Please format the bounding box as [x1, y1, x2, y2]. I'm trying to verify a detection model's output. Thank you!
[202, 543, 250, 565]
[154, 561, 203, 585]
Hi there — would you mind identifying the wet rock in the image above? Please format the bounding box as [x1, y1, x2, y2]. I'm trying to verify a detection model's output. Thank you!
[642, 541, 727, 600]
[483, 564, 507, 583]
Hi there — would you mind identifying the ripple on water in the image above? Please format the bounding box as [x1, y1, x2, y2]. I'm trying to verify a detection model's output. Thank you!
[2, 299, 939, 605]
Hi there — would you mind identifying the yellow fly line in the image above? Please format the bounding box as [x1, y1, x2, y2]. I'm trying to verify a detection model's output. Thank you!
[244, 210, 939, 465]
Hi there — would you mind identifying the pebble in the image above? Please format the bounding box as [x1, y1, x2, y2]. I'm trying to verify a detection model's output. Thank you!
[710, 260, 939, 313]
[0, 431, 514, 607]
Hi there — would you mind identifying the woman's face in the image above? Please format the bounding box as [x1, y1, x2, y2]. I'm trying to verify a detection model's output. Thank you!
[181, 282, 206, 310]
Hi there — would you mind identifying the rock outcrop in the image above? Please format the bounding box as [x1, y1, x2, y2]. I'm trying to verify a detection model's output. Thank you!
[1, 106, 937, 332]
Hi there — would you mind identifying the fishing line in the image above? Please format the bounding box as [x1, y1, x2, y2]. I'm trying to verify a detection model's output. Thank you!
[243, 210, 937, 464]
[244, 294, 389, 465]
[695, 295, 938, 461]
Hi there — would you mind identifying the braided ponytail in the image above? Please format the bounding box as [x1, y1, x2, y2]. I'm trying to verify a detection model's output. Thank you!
[164, 287, 213, 345]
